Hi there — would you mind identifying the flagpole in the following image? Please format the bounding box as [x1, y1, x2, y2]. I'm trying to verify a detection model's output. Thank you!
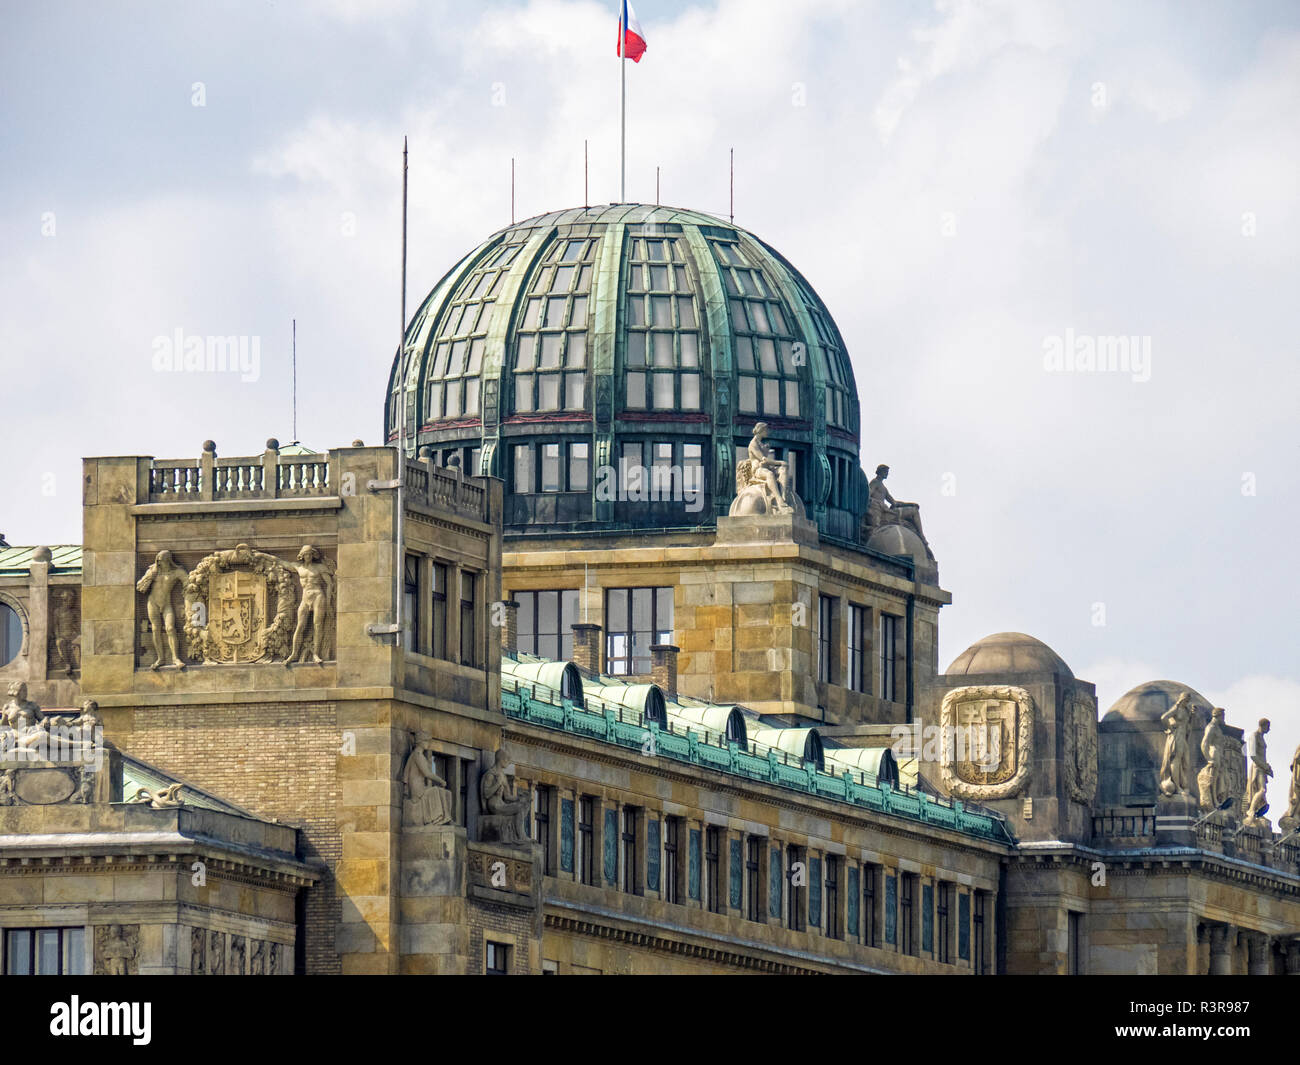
[620, 10, 626, 203]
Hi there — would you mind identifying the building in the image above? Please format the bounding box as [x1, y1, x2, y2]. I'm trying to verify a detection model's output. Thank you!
[1, 204, 1296, 974]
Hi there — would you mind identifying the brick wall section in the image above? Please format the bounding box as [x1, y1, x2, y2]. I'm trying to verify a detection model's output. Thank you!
[468, 899, 534, 974]
[120, 700, 343, 974]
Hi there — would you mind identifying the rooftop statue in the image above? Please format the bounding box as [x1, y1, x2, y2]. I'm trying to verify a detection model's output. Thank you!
[1243, 718, 1273, 828]
[1158, 693, 1195, 798]
[865, 465, 930, 547]
[1280, 743, 1300, 833]
[1197, 707, 1233, 814]
[730, 423, 802, 517]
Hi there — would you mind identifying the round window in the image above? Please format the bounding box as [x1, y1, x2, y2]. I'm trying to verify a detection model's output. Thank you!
[0, 603, 22, 667]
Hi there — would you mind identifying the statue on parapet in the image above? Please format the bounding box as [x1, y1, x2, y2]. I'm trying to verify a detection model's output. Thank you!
[729, 423, 803, 517]
[865, 465, 930, 549]
[1197, 707, 1234, 814]
[1243, 718, 1273, 828]
[136, 550, 188, 670]
[1158, 693, 1195, 798]
[478, 746, 529, 845]
[1279, 743, 1300, 833]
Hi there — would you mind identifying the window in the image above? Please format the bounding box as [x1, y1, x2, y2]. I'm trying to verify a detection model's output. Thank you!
[485, 941, 510, 975]
[705, 826, 722, 914]
[533, 786, 553, 875]
[788, 271, 854, 431]
[825, 856, 841, 940]
[817, 595, 833, 684]
[880, 613, 901, 702]
[460, 572, 477, 666]
[973, 891, 988, 974]
[616, 439, 706, 508]
[663, 816, 681, 904]
[623, 235, 702, 412]
[711, 238, 804, 419]
[746, 837, 762, 922]
[604, 587, 673, 676]
[512, 237, 595, 413]
[431, 564, 448, 659]
[787, 845, 806, 931]
[4, 927, 86, 975]
[1068, 910, 1083, 975]
[848, 604, 868, 693]
[416, 240, 523, 427]
[514, 589, 580, 661]
[578, 796, 595, 886]
[403, 554, 422, 653]
[863, 863, 879, 947]
[622, 807, 641, 895]
[0, 603, 21, 667]
[901, 873, 916, 955]
[938, 882, 952, 964]
[511, 441, 592, 494]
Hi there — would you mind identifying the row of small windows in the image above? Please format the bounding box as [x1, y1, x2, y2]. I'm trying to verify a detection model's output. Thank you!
[509, 440, 704, 501]
[509, 585, 673, 677]
[527, 796, 991, 970]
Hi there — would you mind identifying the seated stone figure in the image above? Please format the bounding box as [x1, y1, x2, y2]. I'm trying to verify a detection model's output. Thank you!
[402, 732, 454, 828]
[478, 747, 529, 845]
[864, 465, 930, 550]
[730, 423, 803, 517]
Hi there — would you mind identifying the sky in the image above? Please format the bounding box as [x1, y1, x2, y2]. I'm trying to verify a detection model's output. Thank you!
[1, 0, 1297, 809]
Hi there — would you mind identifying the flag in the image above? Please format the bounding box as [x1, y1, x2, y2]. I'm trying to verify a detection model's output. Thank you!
[617, 0, 647, 63]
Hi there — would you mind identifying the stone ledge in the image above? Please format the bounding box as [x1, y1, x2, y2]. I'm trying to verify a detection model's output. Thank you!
[129, 497, 344, 516]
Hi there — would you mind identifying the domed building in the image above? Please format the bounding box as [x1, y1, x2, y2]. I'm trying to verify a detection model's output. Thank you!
[385, 204, 864, 543]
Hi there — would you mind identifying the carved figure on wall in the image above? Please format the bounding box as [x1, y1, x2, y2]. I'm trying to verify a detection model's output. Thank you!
[1280, 744, 1300, 832]
[128, 783, 184, 809]
[286, 545, 335, 665]
[1197, 707, 1233, 813]
[136, 550, 189, 670]
[97, 924, 137, 976]
[209, 931, 225, 975]
[1, 681, 41, 731]
[184, 545, 296, 664]
[230, 935, 245, 974]
[479, 746, 529, 844]
[190, 927, 205, 974]
[0, 770, 15, 806]
[729, 423, 803, 517]
[402, 731, 454, 827]
[249, 939, 265, 975]
[1067, 693, 1099, 805]
[267, 941, 279, 975]
[72, 769, 96, 804]
[1244, 718, 1273, 827]
[1158, 693, 1195, 797]
[865, 464, 930, 548]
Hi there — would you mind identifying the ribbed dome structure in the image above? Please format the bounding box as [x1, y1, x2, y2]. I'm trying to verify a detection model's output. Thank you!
[385, 203, 863, 540]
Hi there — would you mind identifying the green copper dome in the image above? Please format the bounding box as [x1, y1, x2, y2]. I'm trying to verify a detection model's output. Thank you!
[385, 203, 863, 541]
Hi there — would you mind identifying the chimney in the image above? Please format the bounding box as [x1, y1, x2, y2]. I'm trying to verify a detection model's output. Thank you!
[650, 644, 680, 703]
[571, 623, 602, 677]
[499, 599, 519, 658]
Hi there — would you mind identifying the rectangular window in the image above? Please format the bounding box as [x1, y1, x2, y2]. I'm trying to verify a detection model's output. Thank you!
[622, 807, 641, 895]
[485, 941, 510, 975]
[431, 563, 447, 659]
[604, 586, 673, 676]
[901, 873, 916, 955]
[404, 554, 422, 653]
[938, 882, 952, 964]
[3, 927, 86, 975]
[1068, 910, 1083, 975]
[569, 442, 590, 492]
[974, 891, 988, 974]
[880, 613, 901, 702]
[817, 595, 834, 684]
[533, 786, 553, 875]
[513, 444, 535, 493]
[825, 856, 842, 940]
[863, 864, 879, 947]
[514, 589, 580, 661]
[460, 571, 477, 666]
[705, 826, 722, 914]
[541, 443, 562, 492]
[787, 845, 806, 931]
[663, 816, 681, 904]
[746, 837, 762, 922]
[848, 604, 868, 693]
[578, 796, 595, 886]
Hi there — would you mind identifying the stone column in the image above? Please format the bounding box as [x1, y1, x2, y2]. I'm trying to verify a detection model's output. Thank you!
[650, 644, 679, 702]
[1244, 931, 1272, 976]
[1208, 923, 1235, 975]
[26, 548, 50, 682]
[571, 623, 602, 677]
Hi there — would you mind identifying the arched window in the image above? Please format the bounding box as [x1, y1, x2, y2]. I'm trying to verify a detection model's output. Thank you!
[0, 602, 23, 667]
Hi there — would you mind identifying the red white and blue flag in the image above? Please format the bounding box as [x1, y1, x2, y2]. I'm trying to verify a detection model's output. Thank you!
[617, 0, 647, 63]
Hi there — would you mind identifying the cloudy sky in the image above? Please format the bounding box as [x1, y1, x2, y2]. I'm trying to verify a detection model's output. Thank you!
[2, 1, 1297, 806]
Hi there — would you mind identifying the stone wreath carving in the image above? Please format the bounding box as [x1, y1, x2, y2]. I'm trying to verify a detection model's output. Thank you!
[183, 544, 296, 664]
[1066, 691, 1099, 805]
[940, 685, 1035, 800]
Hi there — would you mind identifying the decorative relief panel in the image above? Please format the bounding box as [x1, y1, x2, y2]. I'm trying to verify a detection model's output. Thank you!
[1066, 691, 1099, 805]
[940, 685, 1035, 800]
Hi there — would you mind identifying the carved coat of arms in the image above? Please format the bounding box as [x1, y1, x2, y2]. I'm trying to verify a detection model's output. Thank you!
[183, 544, 295, 664]
[1066, 692, 1099, 805]
[940, 685, 1035, 800]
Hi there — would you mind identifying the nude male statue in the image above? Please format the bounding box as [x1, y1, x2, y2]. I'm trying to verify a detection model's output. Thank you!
[867, 464, 928, 543]
[748, 422, 792, 513]
[136, 550, 188, 670]
[1245, 718, 1273, 824]
[286, 545, 334, 665]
